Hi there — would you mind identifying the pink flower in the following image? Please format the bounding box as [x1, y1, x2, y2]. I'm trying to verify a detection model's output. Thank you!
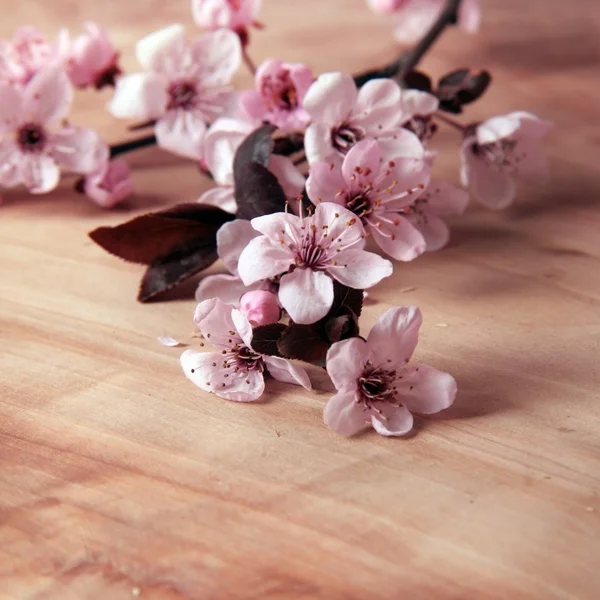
[306, 139, 430, 261]
[324, 305, 456, 437]
[239, 290, 281, 326]
[237, 202, 394, 324]
[399, 89, 439, 143]
[0, 26, 60, 86]
[303, 72, 425, 167]
[460, 111, 552, 209]
[192, 0, 262, 34]
[109, 24, 241, 160]
[181, 298, 311, 401]
[65, 22, 121, 89]
[0, 67, 105, 194]
[83, 159, 134, 208]
[239, 59, 313, 131]
[368, 0, 481, 43]
[199, 118, 305, 213]
[405, 180, 469, 251]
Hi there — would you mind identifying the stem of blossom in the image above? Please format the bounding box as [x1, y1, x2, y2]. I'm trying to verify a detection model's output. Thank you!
[434, 111, 467, 133]
[109, 134, 157, 158]
[353, 0, 462, 87]
[242, 47, 257, 75]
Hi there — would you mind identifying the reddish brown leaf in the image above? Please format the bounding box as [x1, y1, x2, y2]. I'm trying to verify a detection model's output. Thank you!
[250, 323, 287, 356]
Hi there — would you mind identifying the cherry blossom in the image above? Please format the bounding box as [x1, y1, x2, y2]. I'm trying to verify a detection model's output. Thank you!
[239, 59, 313, 131]
[461, 111, 552, 209]
[405, 180, 469, 251]
[199, 118, 304, 213]
[237, 202, 394, 324]
[0, 27, 61, 86]
[367, 0, 481, 44]
[109, 24, 241, 160]
[192, 0, 263, 36]
[324, 305, 456, 437]
[0, 67, 105, 194]
[306, 139, 430, 261]
[303, 71, 425, 167]
[65, 22, 121, 89]
[82, 159, 134, 208]
[239, 289, 281, 326]
[181, 298, 311, 401]
[399, 89, 439, 144]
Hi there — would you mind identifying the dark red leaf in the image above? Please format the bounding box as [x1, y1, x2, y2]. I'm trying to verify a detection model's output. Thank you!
[233, 124, 276, 171]
[324, 312, 359, 344]
[250, 323, 287, 356]
[436, 69, 491, 113]
[234, 162, 287, 220]
[89, 203, 234, 265]
[404, 70, 433, 93]
[331, 283, 364, 319]
[138, 237, 219, 302]
[277, 323, 330, 368]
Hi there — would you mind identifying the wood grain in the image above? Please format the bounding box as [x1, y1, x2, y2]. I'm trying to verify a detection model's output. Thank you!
[2, 1, 600, 598]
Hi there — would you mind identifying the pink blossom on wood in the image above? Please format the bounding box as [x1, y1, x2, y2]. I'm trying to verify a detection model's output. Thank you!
[83, 159, 134, 208]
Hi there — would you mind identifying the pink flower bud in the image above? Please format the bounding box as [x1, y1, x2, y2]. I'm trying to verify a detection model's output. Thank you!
[66, 22, 121, 89]
[239, 290, 281, 326]
[83, 160, 134, 208]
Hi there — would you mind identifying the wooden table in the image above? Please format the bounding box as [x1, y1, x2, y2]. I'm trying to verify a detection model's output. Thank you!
[2, 1, 600, 598]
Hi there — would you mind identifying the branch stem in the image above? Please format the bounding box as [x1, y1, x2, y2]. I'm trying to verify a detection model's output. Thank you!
[434, 111, 466, 133]
[110, 134, 157, 158]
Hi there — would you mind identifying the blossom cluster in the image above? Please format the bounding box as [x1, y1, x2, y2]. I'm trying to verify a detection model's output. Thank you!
[4, 1, 553, 437]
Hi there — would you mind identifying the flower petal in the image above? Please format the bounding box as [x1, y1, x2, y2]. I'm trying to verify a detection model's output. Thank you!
[326, 337, 370, 392]
[20, 154, 60, 194]
[323, 390, 369, 436]
[409, 214, 450, 253]
[193, 298, 241, 348]
[136, 24, 186, 72]
[239, 90, 267, 123]
[267, 155, 305, 200]
[367, 305, 422, 368]
[371, 404, 414, 436]
[376, 128, 425, 161]
[264, 356, 312, 390]
[0, 83, 23, 132]
[341, 139, 381, 184]
[217, 219, 259, 276]
[369, 217, 426, 261]
[304, 122, 336, 166]
[305, 161, 346, 205]
[476, 115, 520, 145]
[303, 71, 357, 126]
[353, 78, 402, 131]
[109, 72, 168, 120]
[155, 111, 207, 160]
[515, 138, 550, 184]
[180, 349, 265, 402]
[23, 68, 73, 123]
[422, 180, 469, 217]
[399, 89, 439, 122]
[51, 126, 106, 174]
[191, 29, 241, 86]
[249, 211, 298, 238]
[237, 236, 294, 285]
[231, 308, 254, 348]
[461, 149, 516, 209]
[398, 363, 457, 414]
[328, 249, 393, 289]
[195, 273, 254, 305]
[157, 334, 185, 347]
[198, 185, 237, 213]
[278, 269, 334, 324]
[511, 111, 553, 140]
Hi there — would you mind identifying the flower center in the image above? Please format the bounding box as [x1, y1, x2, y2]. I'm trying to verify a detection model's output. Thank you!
[358, 363, 398, 407]
[296, 225, 328, 268]
[345, 192, 373, 218]
[168, 80, 197, 110]
[403, 115, 437, 141]
[262, 69, 298, 111]
[331, 123, 364, 155]
[471, 139, 520, 172]
[17, 122, 46, 153]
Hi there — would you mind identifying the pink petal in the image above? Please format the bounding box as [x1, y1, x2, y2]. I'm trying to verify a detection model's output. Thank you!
[135, 24, 186, 72]
[155, 111, 207, 160]
[239, 90, 267, 123]
[400, 89, 439, 121]
[511, 111, 553, 140]
[278, 269, 334, 324]
[376, 128, 425, 161]
[514, 138, 549, 184]
[191, 29, 241, 86]
[237, 236, 294, 285]
[477, 115, 521, 145]
[303, 72, 357, 126]
[326, 337, 370, 392]
[267, 155, 305, 200]
[109, 72, 168, 120]
[84, 159, 133, 208]
[23, 68, 73, 123]
[461, 149, 516, 209]
[217, 219, 259, 276]
[423, 180, 469, 217]
[410, 215, 451, 253]
[313, 202, 365, 244]
[304, 122, 336, 166]
[264, 356, 312, 390]
[193, 298, 241, 349]
[180, 349, 265, 402]
[398, 363, 457, 414]
[369, 217, 426, 261]
[248, 211, 298, 238]
[392, 1, 440, 43]
[323, 390, 369, 437]
[195, 273, 253, 305]
[367, 305, 422, 368]
[20, 154, 60, 194]
[371, 404, 414, 436]
[231, 308, 254, 348]
[329, 249, 393, 289]
[157, 334, 185, 347]
[51, 126, 105, 174]
[198, 186, 237, 213]
[353, 78, 402, 131]
[0, 83, 23, 132]
[305, 162, 346, 205]
[341, 139, 381, 184]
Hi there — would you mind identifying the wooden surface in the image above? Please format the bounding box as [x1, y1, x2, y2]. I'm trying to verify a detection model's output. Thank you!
[2, 1, 600, 598]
